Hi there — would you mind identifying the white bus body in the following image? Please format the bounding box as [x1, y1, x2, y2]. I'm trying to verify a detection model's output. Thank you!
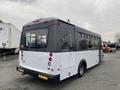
[17, 18, 102, 81]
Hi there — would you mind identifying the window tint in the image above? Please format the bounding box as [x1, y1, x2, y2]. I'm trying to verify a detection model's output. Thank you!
[75, 31, 100, 50]
[25, 28, 48, 48]
[80, 40, 87, 49]
[61, 33, 69, 49]
[60, 27, 75, 51]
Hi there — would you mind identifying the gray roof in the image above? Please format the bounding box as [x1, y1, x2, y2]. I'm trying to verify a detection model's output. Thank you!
[24, 17, 57, 26]
[24, 17, 101, 38]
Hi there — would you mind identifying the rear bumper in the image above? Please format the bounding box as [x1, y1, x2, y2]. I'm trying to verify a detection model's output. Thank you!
[16, 65, 60, 81]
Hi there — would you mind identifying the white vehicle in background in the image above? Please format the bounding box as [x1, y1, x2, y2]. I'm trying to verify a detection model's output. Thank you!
[0, 21, 21, 56]
[17, 18, 102, 81]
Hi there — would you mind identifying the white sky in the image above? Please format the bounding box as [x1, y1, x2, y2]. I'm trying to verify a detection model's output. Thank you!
[0, 0, 120, 42]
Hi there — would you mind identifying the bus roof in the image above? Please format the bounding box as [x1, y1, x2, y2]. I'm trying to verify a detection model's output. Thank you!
[24, 17, 101, 38]
[24, 17, 57, 26]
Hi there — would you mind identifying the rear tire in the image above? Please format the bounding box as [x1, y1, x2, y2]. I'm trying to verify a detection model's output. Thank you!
[77, 63, 85, 78]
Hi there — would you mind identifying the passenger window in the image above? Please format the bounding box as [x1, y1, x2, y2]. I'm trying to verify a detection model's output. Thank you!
[75, 31, 100, 50]
[87, 40, 91, 48]
[61, 33, 69, 50]
[60, 28, 75, 51]
[80, 40, 87, 50]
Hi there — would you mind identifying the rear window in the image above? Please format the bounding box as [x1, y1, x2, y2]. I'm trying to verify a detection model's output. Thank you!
[25, 28, 48, 48]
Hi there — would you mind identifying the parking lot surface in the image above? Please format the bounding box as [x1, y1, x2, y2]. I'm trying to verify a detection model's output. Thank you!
[0, 52, 120, 90]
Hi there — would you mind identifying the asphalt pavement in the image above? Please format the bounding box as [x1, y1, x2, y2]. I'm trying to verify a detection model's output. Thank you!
[0, 51, 120, 90]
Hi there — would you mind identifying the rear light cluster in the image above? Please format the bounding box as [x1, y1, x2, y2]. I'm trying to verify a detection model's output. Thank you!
[48, 52, 52, 62]
[47, 52, 60, 72]
[49, 57, 52, 61]
[48, 52, 54, 71]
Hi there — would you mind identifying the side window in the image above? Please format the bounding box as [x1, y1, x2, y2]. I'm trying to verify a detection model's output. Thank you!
[60, 27, 75, 51]
[80, 33, 88, 50]
[88, 40, 93, 49]
[94, 38, 100, 49]
[75, 32, 88, 50]
[61, 33, 69, 50]
[88, 37, 100, 49]
[75, 31, 81, 50]
[80, 39, 87, 50]
[75, 31, 100, 51]
[68, 30, 75, 50]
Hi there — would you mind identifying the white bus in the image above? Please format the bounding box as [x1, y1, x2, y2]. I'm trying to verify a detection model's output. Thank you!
[17, 18, 102, 81]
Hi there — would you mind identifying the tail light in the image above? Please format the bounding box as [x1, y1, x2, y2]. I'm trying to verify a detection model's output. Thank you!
[48, 52, 53, 70]
[49, 57, 52, 61]
[48, 52, 53, 61]
[49, 52, 53, 57]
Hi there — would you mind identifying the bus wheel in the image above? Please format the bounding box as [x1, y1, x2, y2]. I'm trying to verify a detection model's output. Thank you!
[77, 63, 85, 78]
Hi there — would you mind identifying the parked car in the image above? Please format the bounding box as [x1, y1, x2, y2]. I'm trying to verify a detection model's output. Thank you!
[102, 43, 116, 53]
[102, 47, 112, 53]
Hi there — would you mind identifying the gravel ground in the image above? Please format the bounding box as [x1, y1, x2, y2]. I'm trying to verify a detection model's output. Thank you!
[0, 51, 120, 90]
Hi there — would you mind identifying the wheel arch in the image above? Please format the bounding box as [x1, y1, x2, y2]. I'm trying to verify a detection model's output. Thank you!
[79, 59, 87, 70]
[77, 59, 87, 77]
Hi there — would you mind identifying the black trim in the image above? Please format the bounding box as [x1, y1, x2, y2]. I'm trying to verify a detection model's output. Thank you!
[0, 48, 16, 50]
[23, 27, 49, 50]
[0, 48, 16, 56]
[20, 48, 100, 53]
[16, 65, 60, 81]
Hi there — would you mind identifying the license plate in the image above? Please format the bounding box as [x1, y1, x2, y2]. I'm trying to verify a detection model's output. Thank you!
[38, 75, 48, 80]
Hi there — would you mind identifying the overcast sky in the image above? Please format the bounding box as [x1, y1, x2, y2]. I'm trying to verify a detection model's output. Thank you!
[0, 0, 120, 42]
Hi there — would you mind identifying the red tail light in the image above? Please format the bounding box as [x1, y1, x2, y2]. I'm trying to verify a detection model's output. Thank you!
[49, 57, 52, 61]
[49, 52, 53, 57]
[48, 52, 53, 67]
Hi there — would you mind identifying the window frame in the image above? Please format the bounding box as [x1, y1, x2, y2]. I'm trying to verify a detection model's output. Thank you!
[23, 28, 49, 50]
[75, 31, 100, 51]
